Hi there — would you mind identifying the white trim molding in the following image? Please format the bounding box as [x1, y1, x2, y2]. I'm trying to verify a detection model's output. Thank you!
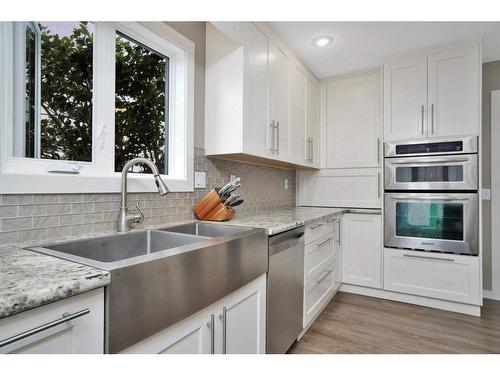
[0, 22, 194, 193]
[491, 90, 500, 299]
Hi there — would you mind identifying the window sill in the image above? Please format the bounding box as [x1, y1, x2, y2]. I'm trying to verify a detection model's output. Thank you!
[0, 171, 194, 194]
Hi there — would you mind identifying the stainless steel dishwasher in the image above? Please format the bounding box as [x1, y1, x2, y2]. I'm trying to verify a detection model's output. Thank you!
[267, 226, 305, 354]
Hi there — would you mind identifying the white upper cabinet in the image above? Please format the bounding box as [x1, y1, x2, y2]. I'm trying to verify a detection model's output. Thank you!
[383, 56, 428, 141]
[269, 42, 291, 159]
[290, 65, 307, 164]
[326, 72, 382, 168]
[427, 45, 480, 137]
[242, 23, 272, 158]
[383, 42, 480, 141]
[205, 22, 320, 168]
[306, 77, 320, 167]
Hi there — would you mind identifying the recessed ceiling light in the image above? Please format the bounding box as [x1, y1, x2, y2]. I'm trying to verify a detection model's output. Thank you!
[311, 35, 334, 47]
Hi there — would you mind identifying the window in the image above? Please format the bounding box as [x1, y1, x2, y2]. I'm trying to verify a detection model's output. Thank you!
[0, 22, 194, 193]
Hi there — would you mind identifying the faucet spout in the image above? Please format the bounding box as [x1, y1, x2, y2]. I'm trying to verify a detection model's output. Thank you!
[118, 158, 169, 232]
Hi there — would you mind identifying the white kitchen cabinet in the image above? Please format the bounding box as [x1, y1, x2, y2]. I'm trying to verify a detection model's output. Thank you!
[341, 214, 382, 289]
[326, 72, 382, 168]
[383, 42, 480, 141]
[242, 22, 272, 158]
[121, 274, 266, 354]
[269, 42, 291, 160]
[205, 22, 320, 168]
[297, 168, 382, 208]
[306, 77, 320, 167]
[290, 64, 307, 164]
[383, 56, 428, 141]
[427, 45, 480, 137]
[384, 248, 481, 305]
[0, 288, 104, 354]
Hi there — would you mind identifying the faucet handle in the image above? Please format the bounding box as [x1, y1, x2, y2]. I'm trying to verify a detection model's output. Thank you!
[133, 202, 145, 224]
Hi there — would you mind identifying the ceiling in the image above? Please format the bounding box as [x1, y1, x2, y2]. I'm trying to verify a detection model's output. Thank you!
[269, 22, 500, 79]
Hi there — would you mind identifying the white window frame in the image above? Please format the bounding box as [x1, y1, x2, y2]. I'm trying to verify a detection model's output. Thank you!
[0, 21, 194, 193]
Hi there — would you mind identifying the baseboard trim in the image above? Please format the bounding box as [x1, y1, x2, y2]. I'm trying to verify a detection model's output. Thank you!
[339, 284, 481, 317]
[483, 289, 500, 301]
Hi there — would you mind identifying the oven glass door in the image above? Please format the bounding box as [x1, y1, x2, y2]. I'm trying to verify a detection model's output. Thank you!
[384, 154, 478, 191]
[384, 193, 479, 255]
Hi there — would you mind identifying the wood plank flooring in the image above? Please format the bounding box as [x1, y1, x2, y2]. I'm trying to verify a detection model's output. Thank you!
[288, 292, 500, 354]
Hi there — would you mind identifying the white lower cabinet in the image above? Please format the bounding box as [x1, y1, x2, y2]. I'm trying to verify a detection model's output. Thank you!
[0, 288, 104, 354]
[384, 248, 481, 305]
[341, 214, 382, 289]
[303, 219, 340, 328]
[121, 273, 266, 354]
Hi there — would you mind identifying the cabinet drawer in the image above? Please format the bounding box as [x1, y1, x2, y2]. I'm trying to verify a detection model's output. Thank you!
[304, 262, 335, 326]
[305, 219, 334, 245]
[383, 248, 481, 305]
[305, 234, 335, 282]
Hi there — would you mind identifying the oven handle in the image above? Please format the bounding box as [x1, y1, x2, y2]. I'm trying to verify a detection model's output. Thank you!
[388, 157, 471, 165]
[388, 194, 472, 201]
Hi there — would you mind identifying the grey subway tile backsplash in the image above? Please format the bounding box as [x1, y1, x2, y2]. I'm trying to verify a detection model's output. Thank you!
[0, 148, 295, 247]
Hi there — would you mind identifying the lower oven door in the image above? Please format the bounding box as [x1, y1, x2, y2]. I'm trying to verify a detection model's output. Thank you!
[384, 192, 479, 255]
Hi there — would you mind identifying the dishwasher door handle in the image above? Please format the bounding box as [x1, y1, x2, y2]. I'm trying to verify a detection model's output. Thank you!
[269, 233, 305, 256]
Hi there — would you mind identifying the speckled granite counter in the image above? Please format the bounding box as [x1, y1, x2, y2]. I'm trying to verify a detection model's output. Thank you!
[0, 245, 110, 319]
[226, 206, 381, 236]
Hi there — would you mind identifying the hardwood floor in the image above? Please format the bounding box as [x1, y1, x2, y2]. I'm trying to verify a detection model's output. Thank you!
[288, 292, 500, 354]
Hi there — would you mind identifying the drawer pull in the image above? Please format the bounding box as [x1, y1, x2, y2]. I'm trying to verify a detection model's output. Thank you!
[310, 223, 324, 230]
[316, 270, 333, 285]
[0, 308, 90, 349]
[316, 237, 333, 248]
[403, 254, 455, 262]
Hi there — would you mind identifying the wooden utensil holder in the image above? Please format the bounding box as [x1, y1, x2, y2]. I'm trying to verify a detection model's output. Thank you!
[193, 188, 236, 221]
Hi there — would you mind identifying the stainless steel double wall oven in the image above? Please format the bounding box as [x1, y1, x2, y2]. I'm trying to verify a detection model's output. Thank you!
[384, 136, 479, 256]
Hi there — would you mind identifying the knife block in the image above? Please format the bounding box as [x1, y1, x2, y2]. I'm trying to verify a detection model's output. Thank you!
[193, 189, 222, 219]
[203, 202, 235, 222]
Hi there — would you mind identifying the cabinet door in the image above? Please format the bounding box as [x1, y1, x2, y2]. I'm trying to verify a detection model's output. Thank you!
[290, 65, 307, 164]
[341, 214, 382, 288]
[243, 23, 272, 157]
[0, 288, 104, 354]
[121, 307, 214, 354]
[306, 76, 320, 167]
[326, 72, 381, 168]
[427, 45, 480, 137]
[216, 274, 266, 354]
[383, 56, 428, 141]
[269, 43, 291, 159]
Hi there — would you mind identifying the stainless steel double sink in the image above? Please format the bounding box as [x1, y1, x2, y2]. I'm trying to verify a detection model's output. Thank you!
[29, 222, 268, 353]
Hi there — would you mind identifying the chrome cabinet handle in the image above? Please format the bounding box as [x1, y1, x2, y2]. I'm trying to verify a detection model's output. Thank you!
[310, 223, 324, 230]
[389, 158, 470, 165]
[431, 104, 435, 134]
[316, 270, 333, 285]
[0, 308, 90, 349]
[219, 307, 227, 354]
[310, 137, 314, 163]
[276, 121, 280, 155]
[421, 105, 425, 135]
[269, 120, 276, 153]
[207, 314, 215, 354]
[316, 237, 333, 248]
[403, 254, 454, 262]
[377, 137, 380, 164]
[377, 172, 381, 198]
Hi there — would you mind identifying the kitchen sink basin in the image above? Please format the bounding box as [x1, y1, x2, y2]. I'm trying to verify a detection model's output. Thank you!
[38, 230, 205, 263]
[29, 223, 268, 353]
[161, 222, 249, 237]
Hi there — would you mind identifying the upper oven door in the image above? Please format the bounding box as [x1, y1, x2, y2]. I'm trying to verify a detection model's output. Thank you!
[384, 192, 479, 255]
[384, 154, 478, 191]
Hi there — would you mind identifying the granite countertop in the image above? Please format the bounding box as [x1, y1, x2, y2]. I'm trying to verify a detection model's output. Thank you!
[0, 245, 110, 319]
[226, 206, 381, 235]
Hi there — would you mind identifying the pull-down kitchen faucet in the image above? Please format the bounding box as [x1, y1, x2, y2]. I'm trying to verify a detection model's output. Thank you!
[117, 158, 169, 232]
